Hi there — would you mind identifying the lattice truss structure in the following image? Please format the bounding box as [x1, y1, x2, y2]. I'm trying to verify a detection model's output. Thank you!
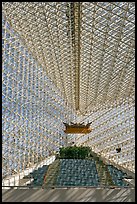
[2, 16, 76, 178]
[2, 2, 135, 178]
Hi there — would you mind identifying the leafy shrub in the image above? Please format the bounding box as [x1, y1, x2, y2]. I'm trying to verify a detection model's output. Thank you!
[59, 146, 91, 159]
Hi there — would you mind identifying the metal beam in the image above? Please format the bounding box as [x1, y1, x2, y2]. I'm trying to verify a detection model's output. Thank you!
[71, 3, 81, 111]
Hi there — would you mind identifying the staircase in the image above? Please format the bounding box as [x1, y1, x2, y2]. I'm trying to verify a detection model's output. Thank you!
[42, 159, 60, 188]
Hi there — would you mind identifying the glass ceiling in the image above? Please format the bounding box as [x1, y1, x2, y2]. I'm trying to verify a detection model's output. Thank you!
[2, 2, 135, 113]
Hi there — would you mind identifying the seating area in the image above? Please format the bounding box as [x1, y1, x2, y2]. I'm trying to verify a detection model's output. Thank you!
[56, 159, 99, 186]
[107, 165, 128, 187]
[22, 159, 129, 188]
[24, 165, 49, 187]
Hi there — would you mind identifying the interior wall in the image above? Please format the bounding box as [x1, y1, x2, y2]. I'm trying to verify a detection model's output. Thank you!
[76, 100, 135, 172]
[2, 15, 75, 178]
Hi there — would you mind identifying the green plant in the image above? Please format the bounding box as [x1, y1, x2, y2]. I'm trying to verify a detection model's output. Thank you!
[59, 146, 91, 159]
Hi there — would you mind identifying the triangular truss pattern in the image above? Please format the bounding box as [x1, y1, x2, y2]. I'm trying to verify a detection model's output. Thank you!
[2, 2, 135, 178]
[2, 2, 135, 112]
